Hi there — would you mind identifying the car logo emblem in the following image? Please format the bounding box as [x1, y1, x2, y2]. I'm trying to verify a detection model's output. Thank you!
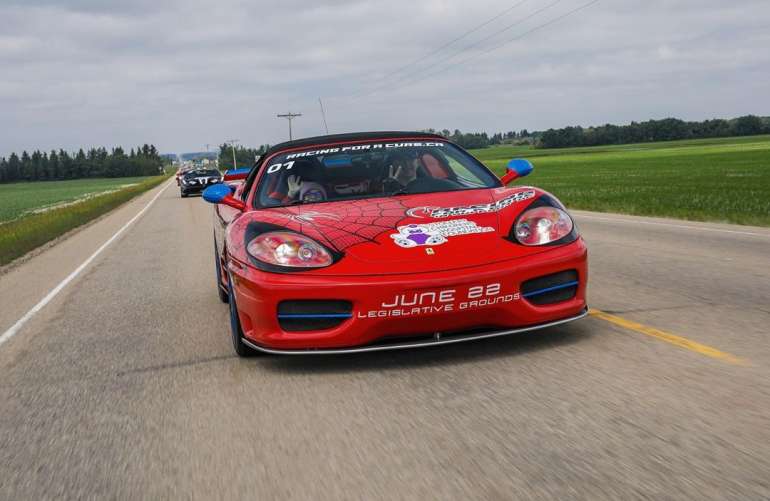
[425, 248, 435, 255]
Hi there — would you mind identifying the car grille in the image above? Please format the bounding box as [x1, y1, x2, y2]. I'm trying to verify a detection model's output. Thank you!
[521, 270, 579, 306]
[277, 300, 353, 331]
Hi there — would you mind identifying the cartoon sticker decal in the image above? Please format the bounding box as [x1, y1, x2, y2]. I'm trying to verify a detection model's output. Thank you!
[406, 190, 536, 219]
[390, 219, 494, 248]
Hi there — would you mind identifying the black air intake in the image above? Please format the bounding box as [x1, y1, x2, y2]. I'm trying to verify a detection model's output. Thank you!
[521, 270, 579, 306]
[277, 300, 353, 331]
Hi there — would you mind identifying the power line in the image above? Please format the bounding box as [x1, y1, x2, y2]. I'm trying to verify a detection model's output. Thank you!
[400, 0, 564, 83]
[370, 0, 530, 84]
[319, 98, 329, 134]
[355, 0, 600, 100]
[351, 0, 564, 100]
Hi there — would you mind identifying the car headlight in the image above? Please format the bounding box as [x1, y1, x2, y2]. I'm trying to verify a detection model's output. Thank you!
[246, 231, 333, 268]
[514, 206, 575, 246]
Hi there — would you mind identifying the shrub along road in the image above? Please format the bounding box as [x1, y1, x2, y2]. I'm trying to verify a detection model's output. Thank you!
[0, 182, 768, 499]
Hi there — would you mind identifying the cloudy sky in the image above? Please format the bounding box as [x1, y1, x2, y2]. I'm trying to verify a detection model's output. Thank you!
[1, 0, 768, 155]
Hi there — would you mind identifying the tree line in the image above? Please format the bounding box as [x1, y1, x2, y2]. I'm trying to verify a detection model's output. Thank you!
[537, 115, 769, 149]
[218, 143, 271, 170]
[0, 145, 168, 184]
[426, 115, 769, 150]
[423, 129, 532, 149]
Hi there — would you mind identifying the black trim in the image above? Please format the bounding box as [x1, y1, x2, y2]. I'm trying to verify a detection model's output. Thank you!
[268, 131, 445, 153]
[277, 300, 353, 331]
[521, 270, 579, 305]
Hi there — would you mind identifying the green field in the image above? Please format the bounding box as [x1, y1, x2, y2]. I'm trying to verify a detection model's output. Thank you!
[470, 135, 770, 226]
[0, 176, 168, 265]
[0, 177, 152, 224]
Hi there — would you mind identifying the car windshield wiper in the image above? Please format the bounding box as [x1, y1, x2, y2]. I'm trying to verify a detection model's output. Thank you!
[390, 187, 411, 196]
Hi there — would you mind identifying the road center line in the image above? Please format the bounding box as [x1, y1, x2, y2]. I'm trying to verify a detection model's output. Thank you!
[0, 180, 174, 349]
[588, 308, 748, 365]
[574, 214, 770, 238]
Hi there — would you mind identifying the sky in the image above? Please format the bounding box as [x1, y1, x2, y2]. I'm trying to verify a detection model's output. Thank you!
[0, 0, 768, 156]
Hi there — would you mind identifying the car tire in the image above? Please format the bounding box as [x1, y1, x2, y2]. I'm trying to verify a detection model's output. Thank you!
[214, 239, 229, 304]
[227, 273, 260, 357]
[181, 190, 188, 198]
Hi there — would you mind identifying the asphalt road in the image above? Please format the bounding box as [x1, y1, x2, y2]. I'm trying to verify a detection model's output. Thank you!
[1, 181, 769, 500]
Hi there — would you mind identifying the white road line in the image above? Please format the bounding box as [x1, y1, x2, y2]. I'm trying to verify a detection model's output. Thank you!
[0, 180, 174, 349]
[574, 213, 770, 238]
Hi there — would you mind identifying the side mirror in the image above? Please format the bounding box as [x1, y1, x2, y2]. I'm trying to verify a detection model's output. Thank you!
[202, 184, 246, 211]
[500, 158, 533, 185]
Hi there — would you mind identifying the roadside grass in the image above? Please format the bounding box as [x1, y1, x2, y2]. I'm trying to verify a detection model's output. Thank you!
[0, 177, 153, 224]
[471, 135, 770, 226]
[0, 176, 168, 266]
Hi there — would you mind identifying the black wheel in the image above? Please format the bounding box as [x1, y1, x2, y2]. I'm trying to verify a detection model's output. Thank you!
[180, 190, 188, 198]
[227, 273, 259, 357]
[214, 239, 229, 303]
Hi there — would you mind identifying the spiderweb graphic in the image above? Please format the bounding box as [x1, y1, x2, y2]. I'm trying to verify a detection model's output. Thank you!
[256, 198, 409, 252]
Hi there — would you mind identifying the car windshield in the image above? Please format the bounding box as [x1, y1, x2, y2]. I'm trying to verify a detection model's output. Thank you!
[185, 169, 220, 178]
[254, 140, 500, 208]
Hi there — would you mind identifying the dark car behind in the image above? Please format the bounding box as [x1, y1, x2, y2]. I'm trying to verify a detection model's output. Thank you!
[180, 168, 222, 197]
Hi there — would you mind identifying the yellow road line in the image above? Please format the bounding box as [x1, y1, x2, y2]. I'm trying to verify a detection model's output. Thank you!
[588, 308, 748, 366]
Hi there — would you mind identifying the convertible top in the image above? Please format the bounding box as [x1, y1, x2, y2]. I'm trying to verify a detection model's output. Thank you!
[266, 131, 446, 156]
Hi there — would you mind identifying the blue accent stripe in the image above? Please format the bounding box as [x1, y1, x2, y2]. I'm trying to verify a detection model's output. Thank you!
[277, 313, 353, 319]
[522, 281, 579, 298]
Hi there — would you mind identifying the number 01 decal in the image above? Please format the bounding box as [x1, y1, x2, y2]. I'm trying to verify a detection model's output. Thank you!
[266, 161, 295, 174]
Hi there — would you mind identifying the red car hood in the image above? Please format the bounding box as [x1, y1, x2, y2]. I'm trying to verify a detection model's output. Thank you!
[236, 186, 550, 276]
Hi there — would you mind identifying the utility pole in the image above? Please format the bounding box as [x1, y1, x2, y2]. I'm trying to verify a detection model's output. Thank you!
[226, 139, 239, 169]
[277, 112, 302, 141]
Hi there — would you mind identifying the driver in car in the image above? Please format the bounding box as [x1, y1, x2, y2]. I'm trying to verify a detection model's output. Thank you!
[383, 151, 420, 192]
[267, 158, 328, 205]
[287, 175, 327, 203]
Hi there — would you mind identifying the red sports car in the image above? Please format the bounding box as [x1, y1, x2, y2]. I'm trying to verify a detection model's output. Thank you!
[203, 132, 587, 356]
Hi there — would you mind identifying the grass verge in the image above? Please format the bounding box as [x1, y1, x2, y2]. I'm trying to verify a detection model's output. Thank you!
[0, 177, 156, 223]
[470, 135, 770, 227]
[0, 176, 169, 266]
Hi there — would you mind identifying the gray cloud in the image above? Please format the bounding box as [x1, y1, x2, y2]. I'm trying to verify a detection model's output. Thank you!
[1, 0, 768, 155]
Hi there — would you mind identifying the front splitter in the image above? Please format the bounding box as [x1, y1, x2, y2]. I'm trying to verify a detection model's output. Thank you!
[241, 307, 588, 355]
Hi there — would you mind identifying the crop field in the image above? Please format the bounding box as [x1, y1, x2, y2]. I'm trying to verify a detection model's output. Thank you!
[472, 135, 770, 227]
[0, 176, 168, 265]
[0, 177, 152, 224]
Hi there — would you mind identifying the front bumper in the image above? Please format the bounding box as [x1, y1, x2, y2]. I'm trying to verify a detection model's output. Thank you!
[229, 239, 588, 351]
[181, 184, 206, 194]
[241, 308, 587, 354]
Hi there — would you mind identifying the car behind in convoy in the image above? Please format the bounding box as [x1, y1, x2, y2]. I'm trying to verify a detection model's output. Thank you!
[179, 168, 222, 197]
[202, 132, 588, 356]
